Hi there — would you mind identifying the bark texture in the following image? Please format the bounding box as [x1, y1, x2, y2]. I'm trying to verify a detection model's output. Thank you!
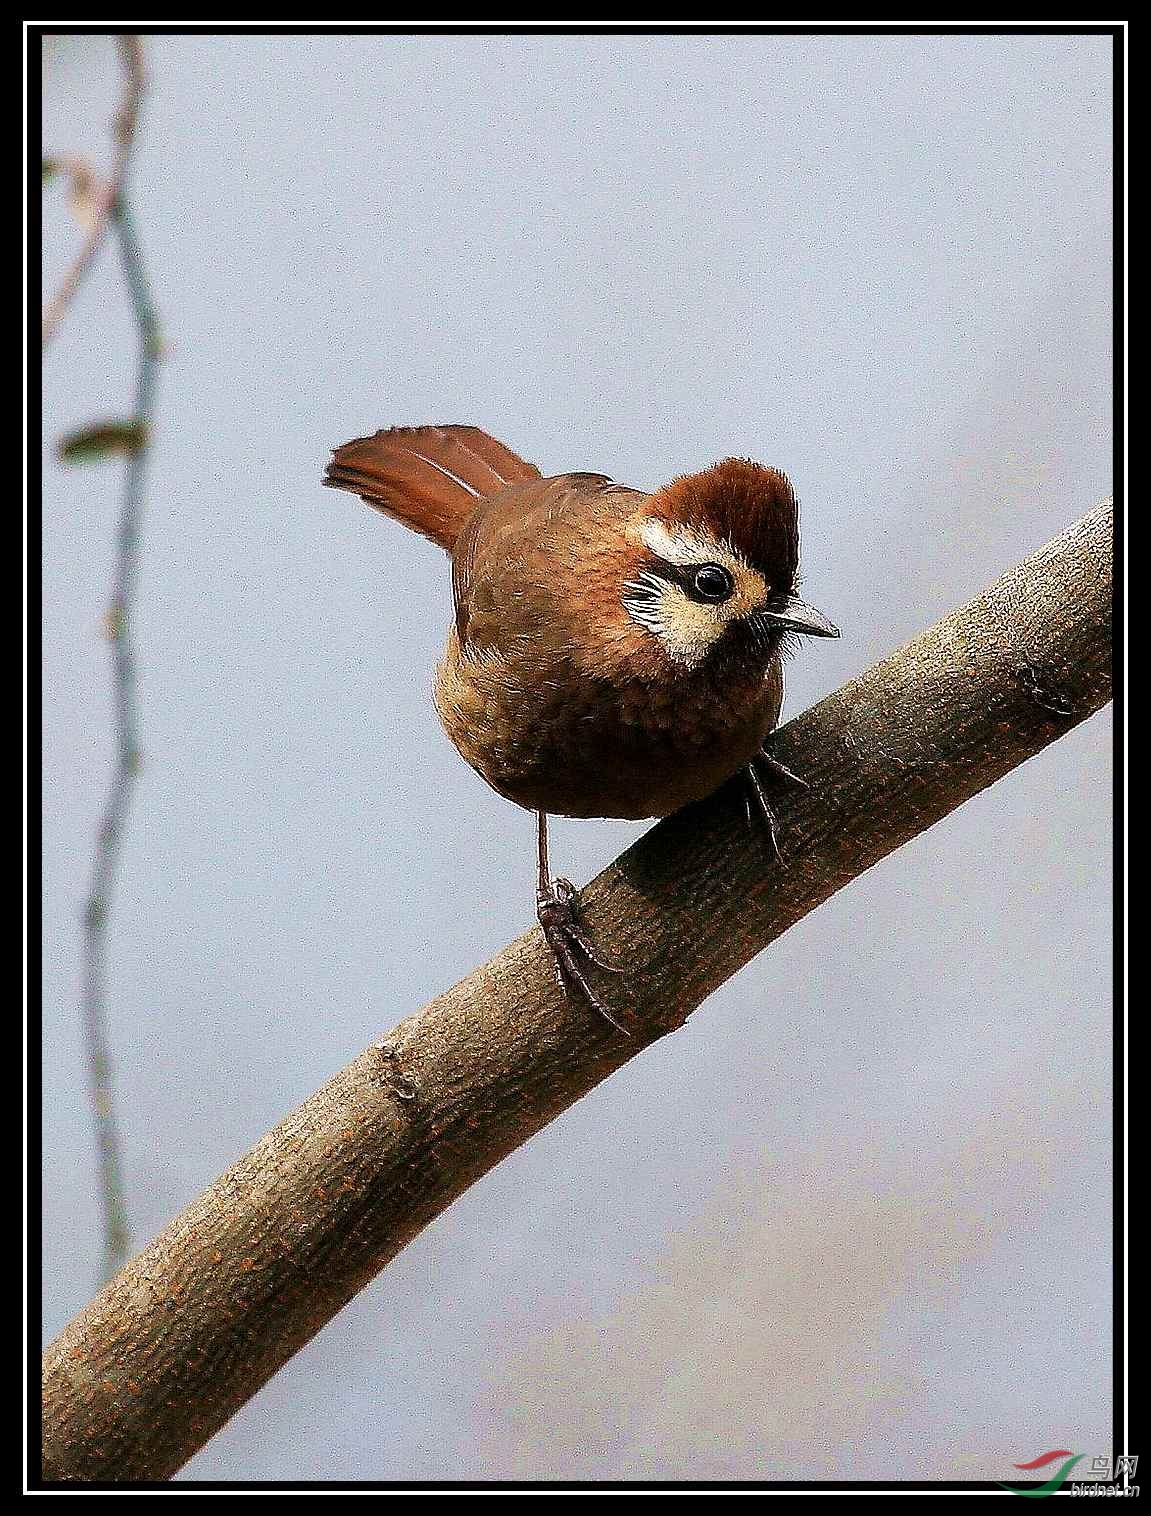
[42, 502, 1113, 1483]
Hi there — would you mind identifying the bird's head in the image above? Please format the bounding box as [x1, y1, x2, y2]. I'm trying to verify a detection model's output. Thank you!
[617, 459, 838, 672]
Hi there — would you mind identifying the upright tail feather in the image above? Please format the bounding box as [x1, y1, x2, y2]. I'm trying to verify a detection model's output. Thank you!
[324, 424, 541, 551]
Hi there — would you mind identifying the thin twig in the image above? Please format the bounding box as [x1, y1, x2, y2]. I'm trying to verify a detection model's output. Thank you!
[41, 36, 144, 346]
[71, 39, 161, 1283]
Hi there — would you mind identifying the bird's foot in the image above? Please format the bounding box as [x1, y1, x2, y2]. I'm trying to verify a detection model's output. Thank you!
[744, 747, 809, 865]
[755, 746, 810, 791]
[536, 877, 631, 1035]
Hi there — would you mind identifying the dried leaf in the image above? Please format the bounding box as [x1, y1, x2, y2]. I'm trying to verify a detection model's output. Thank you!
[42, 153, 106, 229]
[58, 420, 148, 464]
[65, 158, 103, 231]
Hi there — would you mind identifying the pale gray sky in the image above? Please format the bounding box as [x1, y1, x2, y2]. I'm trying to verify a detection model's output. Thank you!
[42, 31, 1112, 1483]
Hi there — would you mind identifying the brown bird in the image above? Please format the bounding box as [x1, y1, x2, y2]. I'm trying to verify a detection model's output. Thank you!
[324, 425, 838, 1032]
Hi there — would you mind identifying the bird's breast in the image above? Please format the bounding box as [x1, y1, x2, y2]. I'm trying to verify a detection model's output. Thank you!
[433, 631, 783, 820]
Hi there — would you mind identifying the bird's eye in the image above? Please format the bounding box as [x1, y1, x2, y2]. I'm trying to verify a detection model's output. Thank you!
[690, 564, 734, 602]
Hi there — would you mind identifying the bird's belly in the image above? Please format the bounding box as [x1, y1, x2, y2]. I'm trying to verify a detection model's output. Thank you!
[434, 646, 781, 820]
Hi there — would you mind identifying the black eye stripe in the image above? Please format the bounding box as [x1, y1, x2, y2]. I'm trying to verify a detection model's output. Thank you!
[631, 558, 739, 604]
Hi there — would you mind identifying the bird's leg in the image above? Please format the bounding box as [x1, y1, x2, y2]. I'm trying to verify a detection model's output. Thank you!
[744, 742, 810, 865]
[535, 811, 630, 1035]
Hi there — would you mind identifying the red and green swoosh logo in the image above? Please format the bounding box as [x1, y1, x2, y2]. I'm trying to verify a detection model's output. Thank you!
[998, 1450, 1084, 1496]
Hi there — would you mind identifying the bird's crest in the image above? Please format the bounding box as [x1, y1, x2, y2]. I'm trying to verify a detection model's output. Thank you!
[645, 458, 799, 584]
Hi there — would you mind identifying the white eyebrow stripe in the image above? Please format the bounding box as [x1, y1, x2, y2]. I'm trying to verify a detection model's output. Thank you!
[640, 517, 744, 571]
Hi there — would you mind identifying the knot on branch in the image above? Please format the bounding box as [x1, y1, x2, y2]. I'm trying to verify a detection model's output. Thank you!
[1013, 659, 1090, 719]
[372, 1040, 420, 1103]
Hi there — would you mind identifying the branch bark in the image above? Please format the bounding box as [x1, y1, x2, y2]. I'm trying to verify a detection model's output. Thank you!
[41, 502, 1113, 1483]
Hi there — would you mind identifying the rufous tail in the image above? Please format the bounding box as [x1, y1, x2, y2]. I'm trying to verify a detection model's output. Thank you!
[323, 425, 541, 550]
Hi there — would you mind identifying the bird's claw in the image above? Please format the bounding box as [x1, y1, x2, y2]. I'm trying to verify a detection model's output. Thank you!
[537, 879, 631, 1035]
[744, 748, 808, 865]
[755, 747, 809, 789]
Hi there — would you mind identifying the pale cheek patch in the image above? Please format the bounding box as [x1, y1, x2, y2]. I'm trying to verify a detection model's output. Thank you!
[626, 518, 769, 666]
[621, 581, 726, 669]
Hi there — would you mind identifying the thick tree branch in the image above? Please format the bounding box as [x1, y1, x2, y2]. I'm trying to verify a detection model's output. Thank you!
[41, 502, 1113, 1483]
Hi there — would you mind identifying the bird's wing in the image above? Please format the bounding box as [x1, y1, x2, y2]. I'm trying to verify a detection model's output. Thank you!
[324, 425, 541, 551]
[451, 473, 640, 648]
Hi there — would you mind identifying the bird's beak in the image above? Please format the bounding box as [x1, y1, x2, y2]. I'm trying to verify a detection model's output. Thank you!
[754, 594, 840, 639]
